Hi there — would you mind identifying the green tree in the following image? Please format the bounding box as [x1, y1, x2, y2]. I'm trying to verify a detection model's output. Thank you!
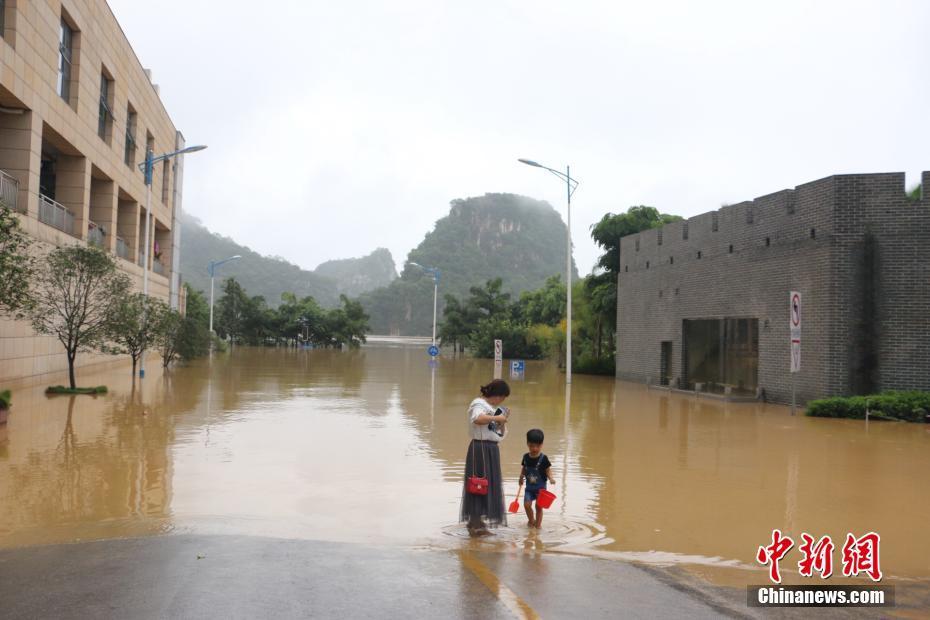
[590, 206, 681, 275]
[108, 292, 169, 376]
[468, 278, 511, 319]
[438, 294, 474, 352]
[324, 295, 370, 348]
[0, 205, 34, 318]
[515, 275, 566, 326]
[30, 246, 130, 389]
[215, 277, 251, 343]
[469, 316, 542, 359]
[173, 284, 212, 361]
[155, 307, 183, 368]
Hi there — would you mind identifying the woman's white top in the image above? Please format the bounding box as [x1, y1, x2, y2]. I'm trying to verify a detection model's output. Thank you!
[468, 397, 507, 442]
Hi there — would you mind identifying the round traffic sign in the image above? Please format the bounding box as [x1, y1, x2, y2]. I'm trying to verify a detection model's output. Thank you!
[791, 293, 801, 326]
[427, 345, 440, 357]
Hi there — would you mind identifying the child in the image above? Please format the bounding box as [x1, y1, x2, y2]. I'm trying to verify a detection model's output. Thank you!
[520, 428, 554, 529]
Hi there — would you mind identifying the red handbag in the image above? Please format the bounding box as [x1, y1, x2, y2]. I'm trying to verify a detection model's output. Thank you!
[467, 440, 489, 496]
[467, 475, 488, 495]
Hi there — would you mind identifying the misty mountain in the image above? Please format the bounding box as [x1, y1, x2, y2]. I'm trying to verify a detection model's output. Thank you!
[359, 193, 577, 335]
[179, 214, 396, 307]
[314, 248, 398, 298]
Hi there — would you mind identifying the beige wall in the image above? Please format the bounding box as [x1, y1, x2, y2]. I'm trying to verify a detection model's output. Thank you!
[0, 0, 185, 385]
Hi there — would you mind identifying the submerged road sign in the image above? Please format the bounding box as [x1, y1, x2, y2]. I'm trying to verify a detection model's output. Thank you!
[790, 291, 801, 373]
[427, 345, 439, 358]
[494, 339, 503, 362]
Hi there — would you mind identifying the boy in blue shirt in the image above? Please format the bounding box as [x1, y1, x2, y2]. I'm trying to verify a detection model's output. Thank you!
[520, 428, 554, 529]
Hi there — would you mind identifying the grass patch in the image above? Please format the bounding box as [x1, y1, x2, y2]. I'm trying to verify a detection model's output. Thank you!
[45, 385, 108, 396]
[806, 391, 930, 422]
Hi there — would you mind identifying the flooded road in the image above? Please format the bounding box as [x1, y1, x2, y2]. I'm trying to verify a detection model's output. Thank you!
[2, 343, 929, 590]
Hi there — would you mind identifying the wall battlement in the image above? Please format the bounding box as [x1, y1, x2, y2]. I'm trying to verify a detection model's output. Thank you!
[620, 172, 928, 272]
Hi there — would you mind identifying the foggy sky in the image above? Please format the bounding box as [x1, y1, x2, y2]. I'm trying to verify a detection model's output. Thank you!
[107, 0, 930, 276]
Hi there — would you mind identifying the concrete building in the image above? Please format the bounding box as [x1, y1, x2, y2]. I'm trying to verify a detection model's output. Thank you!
[0, 0, 188, 383]
[615, 171, 930, 405]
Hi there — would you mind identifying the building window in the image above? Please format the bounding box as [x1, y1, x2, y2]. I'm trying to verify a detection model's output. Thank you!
[670, 256, 674, 265]
[57, 17, 75, 103]
[161, 160, 170, 204]
[765, 237, 771, 247]
[646, 261, 650, 269]
[810, 228, 816, 239]
[728, 244, 733, 254]
[697, 250, 702, 259]
[657, 229, 663, 245]
[0, 0, 6, 37]
[746, 205, 754, 224]
[787, 198, 795, 215]
[682, 222, 689, 240]
[712, 213, 719, 232]
[635, 237, 640, 252]
[98, 71, 114, 141]
[625, 265, 628, 273]
[124, 106, 137, 167]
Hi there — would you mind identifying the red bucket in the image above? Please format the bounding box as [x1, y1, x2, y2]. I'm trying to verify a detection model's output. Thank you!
[536, 489, 556, 509]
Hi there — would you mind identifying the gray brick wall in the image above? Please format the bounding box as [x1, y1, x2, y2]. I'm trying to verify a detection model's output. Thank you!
[616, 171, 930, 405]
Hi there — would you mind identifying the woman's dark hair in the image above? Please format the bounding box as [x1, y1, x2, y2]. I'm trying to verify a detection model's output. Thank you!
[480, 379, 510, 398]
[527, 428, 544, 444]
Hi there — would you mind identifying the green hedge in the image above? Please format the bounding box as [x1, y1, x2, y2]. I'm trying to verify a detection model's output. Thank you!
[806, 391, 930, 422]
[0, 390, 10, 408]
[46, 385, 108, 396]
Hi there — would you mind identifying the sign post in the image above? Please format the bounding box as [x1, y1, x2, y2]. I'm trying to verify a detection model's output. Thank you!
[493, 339, 503, 379]
[789, 291, 802, 415]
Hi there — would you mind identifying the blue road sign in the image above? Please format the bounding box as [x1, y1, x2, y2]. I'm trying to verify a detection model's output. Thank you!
[427, 345, 440, 357]
[511, 360, 525, 373]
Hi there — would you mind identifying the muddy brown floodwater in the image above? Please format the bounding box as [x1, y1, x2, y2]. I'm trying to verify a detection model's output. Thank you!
[1, 343, 929, 593]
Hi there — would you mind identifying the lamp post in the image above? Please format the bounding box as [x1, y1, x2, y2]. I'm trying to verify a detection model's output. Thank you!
[410, 262, 440, 347]
[518, 158, 578, 384]
[138, 144, 207, 378]
[208, 255, 242, 335]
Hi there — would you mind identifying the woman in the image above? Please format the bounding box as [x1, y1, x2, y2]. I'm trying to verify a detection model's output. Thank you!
[460, 379, 511, 535]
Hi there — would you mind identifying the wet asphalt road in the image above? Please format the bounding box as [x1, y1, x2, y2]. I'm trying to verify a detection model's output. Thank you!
[0, 535, 733, 619]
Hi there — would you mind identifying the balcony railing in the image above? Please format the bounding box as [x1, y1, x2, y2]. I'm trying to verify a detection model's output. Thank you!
[87, 221, 105, 248]
[153, 260, 166, 276]
[0, 170, 20, 213]
[39, 194, 75, 235]
[116, 236, 130, 260]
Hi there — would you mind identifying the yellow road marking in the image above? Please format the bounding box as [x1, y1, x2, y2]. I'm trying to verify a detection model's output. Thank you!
[458, 550, 541, 620]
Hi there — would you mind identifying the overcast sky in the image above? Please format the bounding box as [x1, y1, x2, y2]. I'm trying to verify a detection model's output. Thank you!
[108, 0, 929, 275]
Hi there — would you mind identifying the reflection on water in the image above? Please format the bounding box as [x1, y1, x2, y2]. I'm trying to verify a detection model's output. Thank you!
[2, 345, 929, 587]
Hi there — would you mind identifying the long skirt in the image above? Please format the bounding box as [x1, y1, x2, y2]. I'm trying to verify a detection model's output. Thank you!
[460, 439, 507, 528]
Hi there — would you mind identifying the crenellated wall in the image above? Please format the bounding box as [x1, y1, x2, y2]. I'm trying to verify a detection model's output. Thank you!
[616, 171, 929, 405]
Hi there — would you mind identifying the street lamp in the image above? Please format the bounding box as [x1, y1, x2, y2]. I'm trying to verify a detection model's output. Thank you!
[208, 255, 242, 335]
[410, 262, 441, 348]
[518, 158, 578, 384]
[138, 144, 207, 378]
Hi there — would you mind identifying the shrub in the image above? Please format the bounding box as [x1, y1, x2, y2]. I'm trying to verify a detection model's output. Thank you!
[46, 385, 108, 395]
[0, 390, 10, 408]
[574, 353, 616, 376]
[806, 391, 930, 422]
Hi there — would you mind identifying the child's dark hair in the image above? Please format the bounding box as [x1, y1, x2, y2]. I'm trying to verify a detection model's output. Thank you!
[526, 428, 544, 444]
[480, 379, 510, 398]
